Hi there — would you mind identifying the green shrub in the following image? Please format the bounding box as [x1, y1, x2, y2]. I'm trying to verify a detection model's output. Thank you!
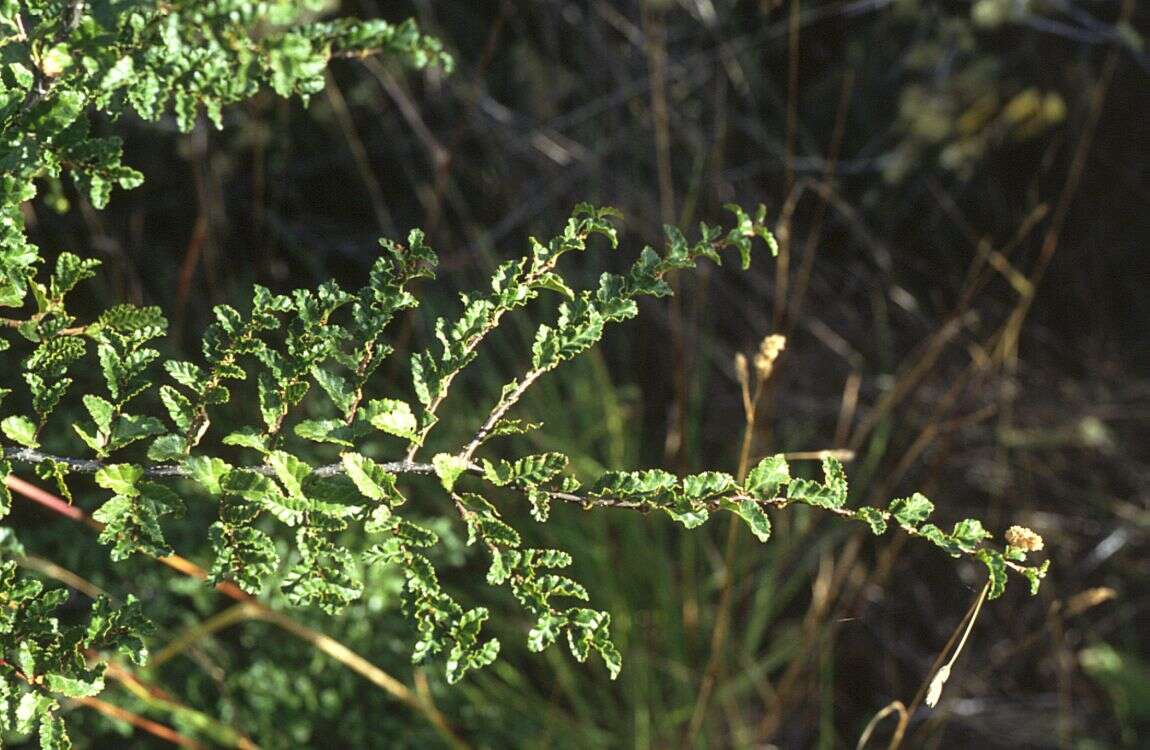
[0, 3, 1048, 746]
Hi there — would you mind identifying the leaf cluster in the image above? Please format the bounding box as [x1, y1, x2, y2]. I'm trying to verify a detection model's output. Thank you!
[1, 532, 150, 749]
[0, 3, 1053, 745]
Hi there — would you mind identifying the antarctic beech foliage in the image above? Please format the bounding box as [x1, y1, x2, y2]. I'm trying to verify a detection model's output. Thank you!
[0, 3, 1047, 745]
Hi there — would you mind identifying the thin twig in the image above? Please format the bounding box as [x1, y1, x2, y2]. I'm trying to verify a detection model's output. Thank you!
[856, 701, 907, 750]
[401, 227, 600, 462]
[76, 696, 208, 749]
[149, 602, 262, 669]
[17, 554, 110, 599]
[3, 449, 1031, 581]
[460, 370, 544, 460]
[890, 581, 990, 749]
[102, 663, 261, 749]
[2, 446, 441, 478]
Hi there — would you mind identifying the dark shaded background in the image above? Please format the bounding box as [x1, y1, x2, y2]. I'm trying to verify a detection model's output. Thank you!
[18, 0, 1150, 747]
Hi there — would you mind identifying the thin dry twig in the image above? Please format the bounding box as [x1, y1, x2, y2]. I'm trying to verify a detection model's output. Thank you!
[74, 695, 208, 749]
[855, 700, 907, 750]
[890, 581, 990, 749]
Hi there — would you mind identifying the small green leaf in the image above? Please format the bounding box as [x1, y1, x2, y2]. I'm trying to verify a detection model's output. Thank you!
[312, 367, 355, 414]
[917, 523, 961, 557]
[220, 470, 279, 504]
[222, 428, 269, 453]
[107, 414, 164, 451]
[854, 506, 888, 535]
[475, 517, 521, 548]
[84, 594, 152, 666]
[209, 524, 279, 594]
[787, 479, 841, 509]
[267, 451, 311, 499]
[483, 453, 567, 487]
[342, 453, 401, 505]
[364, 398, 419, 441]
[533, 271, 575, 299]
[820, 456, 848, 505]
[1023, 559, 1050, 596]
[596, 639, 623, 680]
[94, 464, 143, 496]
[526, 487, 551, 522]
[38, 712, 71, 750]
[165, 360, 204, 390]
[950, 518, 992, 552]
[889, 492, 935, 529]
[664, 501, 709, 529]
[45, 672, 104, 698]
[978, 548, 1007, 600]
[432, 453, 469, 492]
[183, 456, 233, 495]
[159, 385, 194, 432]
[484, 418, 543, 442]
[785, 455, 848, 509]
[0, 460, 11, 518]
[1, 415, 38, 448]
[744, 454, 790, 499]
[82, 395, 115, 435]
[528, 612, 566, 653]
[146, 434, 189, 462]
[590, 469, 677, 498]
[394, 519, 439, 548]
[682, 471, 736, 500]
[724, 498, 772, 542]
[294, 419, 357, 447]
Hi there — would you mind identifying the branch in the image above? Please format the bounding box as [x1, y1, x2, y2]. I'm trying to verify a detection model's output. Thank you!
[540, 486, 1035, 576]
[403, 238, 590, 462]
[3, 447, 1032, 578]
[73, 696, 208, 749]
[460, 369, 544, 460]
[102, 662, 260, 750]
[2, 446, 443, 478]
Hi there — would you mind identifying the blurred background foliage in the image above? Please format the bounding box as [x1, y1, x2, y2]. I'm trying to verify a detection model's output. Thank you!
[9, 0, 1150, 747]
